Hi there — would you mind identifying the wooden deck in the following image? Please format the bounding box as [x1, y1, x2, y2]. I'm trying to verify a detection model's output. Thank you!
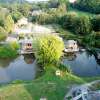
[18, 49, 35, 54]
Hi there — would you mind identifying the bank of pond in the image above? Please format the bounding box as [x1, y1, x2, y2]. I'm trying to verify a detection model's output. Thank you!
[0, 50, 100, 84]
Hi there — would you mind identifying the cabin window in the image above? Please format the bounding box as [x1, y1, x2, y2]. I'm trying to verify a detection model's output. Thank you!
[27, 44, 32, 46]
[70, 47, 73, 50]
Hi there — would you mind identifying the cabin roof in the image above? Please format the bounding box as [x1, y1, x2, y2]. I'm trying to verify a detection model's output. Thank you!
[19, 39, 33, 44]
[65, 40, 77, 45]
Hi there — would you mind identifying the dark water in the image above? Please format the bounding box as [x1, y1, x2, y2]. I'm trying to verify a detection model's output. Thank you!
[0, 55, 37, 84]
[62, 51, 100, 77]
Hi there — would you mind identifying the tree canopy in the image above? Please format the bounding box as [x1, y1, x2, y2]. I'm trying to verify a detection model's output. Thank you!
[75, 0, 100, 14]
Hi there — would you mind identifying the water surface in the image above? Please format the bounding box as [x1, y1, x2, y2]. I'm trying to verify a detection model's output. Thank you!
[0, 55, 37, 84]
[0, 51, 100, 84]
[62, 51, 100, 77]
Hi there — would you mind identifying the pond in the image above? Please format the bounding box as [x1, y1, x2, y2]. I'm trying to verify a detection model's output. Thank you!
[0, 50, 100, 84]
[62, 51, 100, 77]
[0, 55, 37, 84]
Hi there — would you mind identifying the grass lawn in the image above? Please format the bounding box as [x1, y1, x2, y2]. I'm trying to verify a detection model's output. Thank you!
[0, 65, 99, 100]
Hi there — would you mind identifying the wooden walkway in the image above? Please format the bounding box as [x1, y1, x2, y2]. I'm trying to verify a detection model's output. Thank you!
[18, 49, 35, 54]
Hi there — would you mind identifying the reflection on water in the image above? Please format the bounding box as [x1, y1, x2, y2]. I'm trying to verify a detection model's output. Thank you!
[0, 55, 37, 84]
[24, 55, 35, 64]
[93, 52, 100, 65]
[62, 51, 100, 77]
[64, 53, 77, 61]
[0, 50, 100, 83]
[0, 59, 14, 68]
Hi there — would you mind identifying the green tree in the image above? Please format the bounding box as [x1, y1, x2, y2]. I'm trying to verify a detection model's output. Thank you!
[17, 3, 32, 17]
[0, 26, 7, 41]
[83, 31, 96, 47]
[9, 41, 20, 50]
[11, 11, 23, 22]
[61, 14, 92, 35]
[74, 16, 92, 35]
[35, 3, 67, 24]
[4, 15, 14, 33]
[0, 8, 9, 27]
[57, 3, 67, 16]
[34, 34, 64, 66]
[91, 15, 100, 32]
[0, 45, 17, 58]
[75, 0, 100, 14]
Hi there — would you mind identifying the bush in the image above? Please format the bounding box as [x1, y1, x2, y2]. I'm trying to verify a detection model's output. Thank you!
[82, 31, 96, 47]
[32, 4, 67, 24]
[0, 26, 7, 41]
[91, 15, 100, 31]
[74, 16, 92, 35]
[57, 63, 72, 74]
[0, 45, 17, 58]
[4, 15, 14, 33]
[95, 40, 100, 48]
[36, 13, 56, 24]
[34, 11, 61, 24]
[60, 13, 78, 30]
[11, 11, 23, 23]
[33, 34, 64, 66]
[61, 13, 92, 35]
[9, 41, 20, 50]
[82, 31, 100, 48]
[95, 31, 100, 48]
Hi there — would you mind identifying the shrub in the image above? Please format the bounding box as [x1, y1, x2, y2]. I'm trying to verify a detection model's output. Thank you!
[0, 26, 7, 41]
[95, 40, 100, 48]
[91, 15, 100, 31]
[9, 41, 20, 50]
[33, 34, 64, 66]
[60, 13, 78, 30]
[61, 13, 92, 35]
[57, 63, 72, 74]
[11, 11, 23, 23]
[0, 45, 17, 58]
[82, 31, 96, 47]
[4, 15, 14, 33]
[36, 13, 57, 24]
[32, 4, 67, 24]
[74, 16, 92, 35]
[95, 31, 100, 48]
[83, 31, 100, 48]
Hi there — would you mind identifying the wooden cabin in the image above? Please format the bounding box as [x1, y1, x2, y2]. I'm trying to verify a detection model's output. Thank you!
[19, 39, 33, 54]
[64, 40, 79, 53]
